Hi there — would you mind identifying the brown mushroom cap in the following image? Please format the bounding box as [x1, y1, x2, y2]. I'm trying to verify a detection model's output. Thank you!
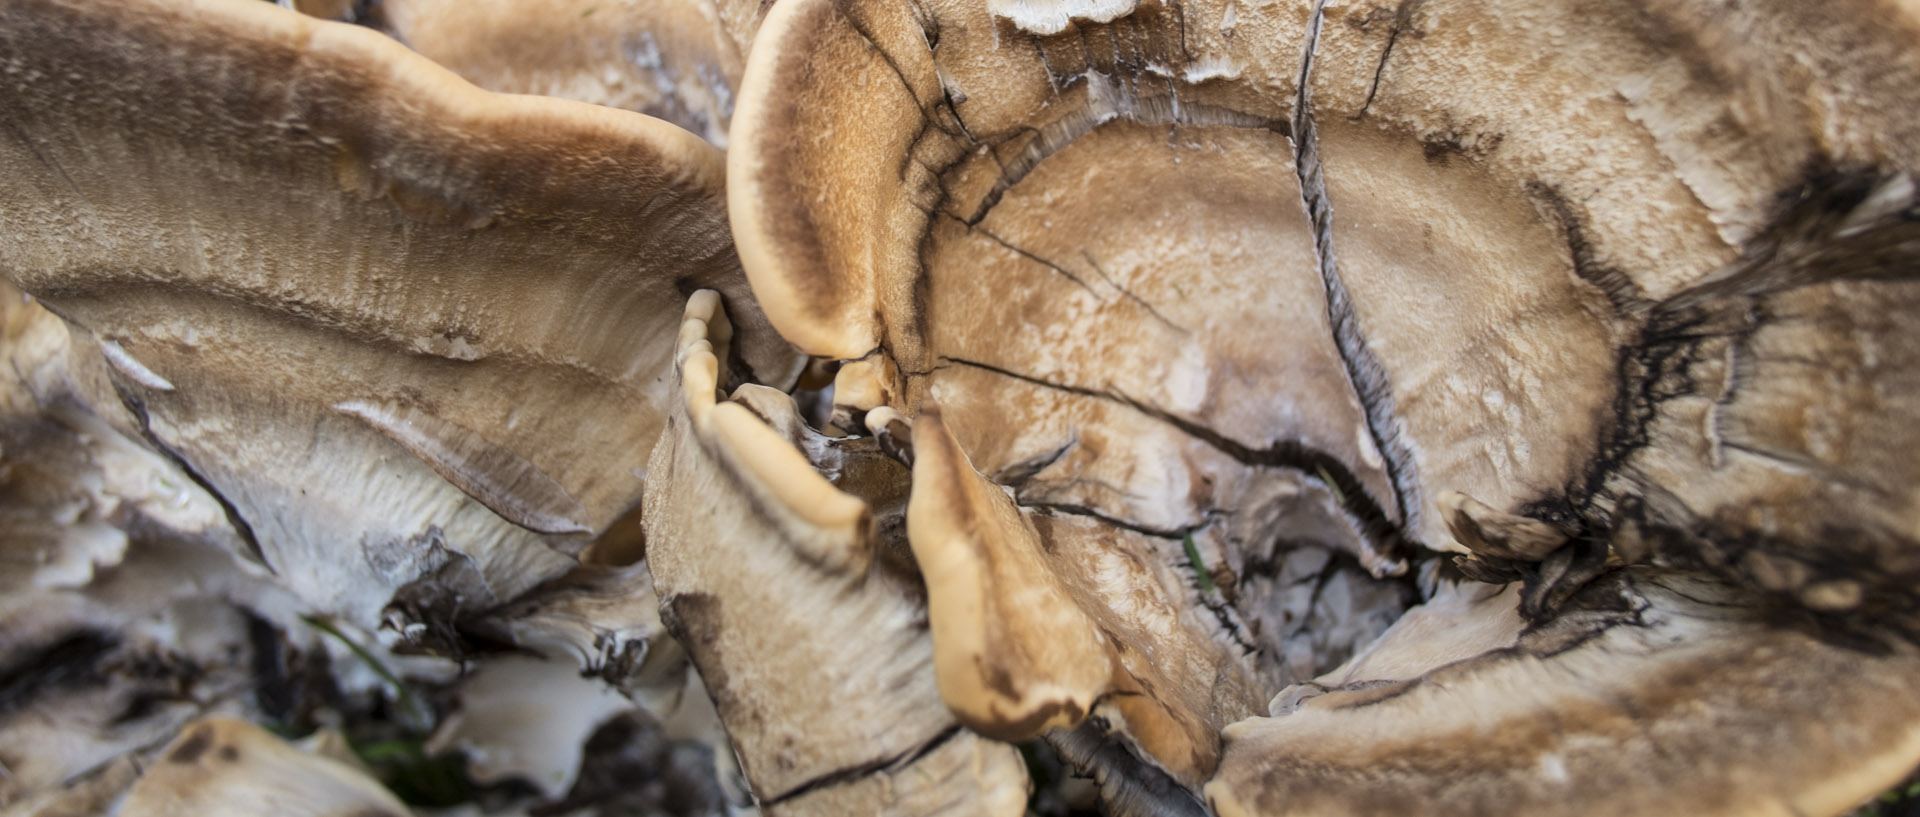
[380, 0, 768, 146]
[731, 0, 1414, 716]
[726, 0, 1408, 787]
[5, 0, 1918, 812]
[730, 0, 1920, 811]
[907, 403, 1266, 789]
[730, 0, 1920, 601]
[1206, 570, 1920, 817]
[1299, 0, 1920, 611]
[0, 0, 802, 629]
[119, 718, 410, 817]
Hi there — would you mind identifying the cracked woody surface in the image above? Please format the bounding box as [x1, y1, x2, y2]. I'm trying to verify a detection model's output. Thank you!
[3, 0, 1920, 815]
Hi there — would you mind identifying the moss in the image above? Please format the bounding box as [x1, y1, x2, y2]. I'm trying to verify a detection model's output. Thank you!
[1852, 771, 1920, 817]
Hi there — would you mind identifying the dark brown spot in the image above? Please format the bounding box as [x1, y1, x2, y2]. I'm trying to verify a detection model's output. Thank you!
[967, 697, 1086, 742]
[218, 745, 240, 762]
[980, 657, 1022, 700]
[167, 725, 214, 764]
[1419, 132, 1471, 164]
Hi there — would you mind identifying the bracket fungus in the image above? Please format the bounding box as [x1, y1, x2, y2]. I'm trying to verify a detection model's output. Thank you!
[378, 0, 768, 147]
[119, 718, 410, 817]
[0, 0, 800, 639]
[2, 0, 1920, 815]
[723, 0, 1920, 812]
[0, 282, 335, 809]
[644, 291, 1032, 815]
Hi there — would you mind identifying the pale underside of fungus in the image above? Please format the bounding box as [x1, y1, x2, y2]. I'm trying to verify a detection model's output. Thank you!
[2, 0, 1920, 815]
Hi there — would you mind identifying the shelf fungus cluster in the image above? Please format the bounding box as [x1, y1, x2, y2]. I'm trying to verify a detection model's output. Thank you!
[4, 0, 1920, 815]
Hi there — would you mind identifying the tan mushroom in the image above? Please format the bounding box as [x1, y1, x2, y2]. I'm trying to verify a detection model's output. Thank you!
[727, 0, 1405, 791]
[727, 0, 1920, 812]
[379, 0, 769, 146]
[1207, 570, 1920, 817]
[907, 402, 1264, 797]
[4, 0, 1920, 813]
[119, 718, 410, 817]
[1298, 0, 1920, 614]
[643, 291, 1030, 815]
[0, 756, 145, 817]
[0, 0, 801, 640]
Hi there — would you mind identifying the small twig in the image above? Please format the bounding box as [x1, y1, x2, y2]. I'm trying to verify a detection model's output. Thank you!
[300, 615, 433, 733]
[1183, 532, 1216, 595]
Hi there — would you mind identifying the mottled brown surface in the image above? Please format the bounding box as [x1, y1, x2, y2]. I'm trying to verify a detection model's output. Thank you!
[382, 0, 761, 146]
[729, 0, 1920, 813]
[1209, 571, 1920, 817]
